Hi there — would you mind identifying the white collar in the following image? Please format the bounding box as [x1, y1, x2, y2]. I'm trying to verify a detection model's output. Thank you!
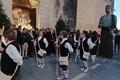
[82, 37, 86, 41]
[60, 38, 67, 44]
[38, 36, 43, 41]
[6, 40, 13, 45]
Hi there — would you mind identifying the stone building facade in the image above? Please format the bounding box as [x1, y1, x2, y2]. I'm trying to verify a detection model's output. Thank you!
[1, 0, 114, 31]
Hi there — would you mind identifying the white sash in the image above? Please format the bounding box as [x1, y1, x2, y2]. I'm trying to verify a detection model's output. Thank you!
[59, 54, 69, 66]
[83, 51, 90, 59]
[0, 65, 18, 80]
[37, 40, 46, 57]
[82, 39, 90, 60]
[88, 38, 98, 49]
[38, 49, 46, 57]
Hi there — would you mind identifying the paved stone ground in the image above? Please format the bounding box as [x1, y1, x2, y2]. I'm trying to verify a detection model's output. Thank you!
[16, 52, 120, 80]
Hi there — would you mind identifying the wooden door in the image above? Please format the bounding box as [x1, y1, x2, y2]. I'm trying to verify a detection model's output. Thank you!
[30, 8, 36, 28]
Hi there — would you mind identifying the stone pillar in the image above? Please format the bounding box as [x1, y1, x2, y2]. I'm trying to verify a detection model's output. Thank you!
[36, 1, 41, 29]
[48, 0, 57, 29]
[40, 0, 50, 28]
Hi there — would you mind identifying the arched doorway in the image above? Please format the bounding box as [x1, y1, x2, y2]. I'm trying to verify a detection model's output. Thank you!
[12, 0, 39, 29]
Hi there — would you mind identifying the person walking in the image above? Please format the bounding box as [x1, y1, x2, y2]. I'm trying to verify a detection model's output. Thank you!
[59, 31, 73, 80]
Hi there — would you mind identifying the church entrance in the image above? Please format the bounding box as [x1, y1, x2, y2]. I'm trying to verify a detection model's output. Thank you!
[12, 0, 39, 29]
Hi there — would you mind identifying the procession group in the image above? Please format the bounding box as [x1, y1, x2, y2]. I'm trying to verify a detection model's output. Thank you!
[0, 26, 100, 80]
[0, 4, 118, 80]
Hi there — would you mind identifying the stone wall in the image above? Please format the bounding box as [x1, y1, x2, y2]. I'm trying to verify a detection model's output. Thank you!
[76, 0, 111, 32]
[39, 0, 65, 29]
[1, 0, 113, 30]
